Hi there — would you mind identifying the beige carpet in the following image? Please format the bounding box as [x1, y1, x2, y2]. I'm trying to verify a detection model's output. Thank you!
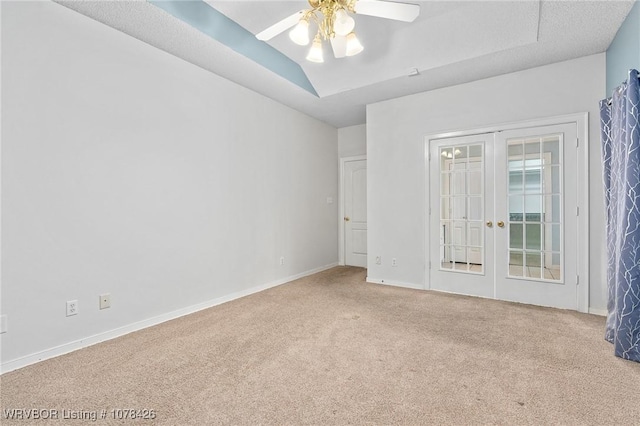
[2, 266, 639, 425]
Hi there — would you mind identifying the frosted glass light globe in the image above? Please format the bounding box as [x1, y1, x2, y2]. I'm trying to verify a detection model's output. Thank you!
[345, 32, 363, 56]
[306, 39, 324, 63]
[289, 20, 310, 46]
[333, 9, 355, 36]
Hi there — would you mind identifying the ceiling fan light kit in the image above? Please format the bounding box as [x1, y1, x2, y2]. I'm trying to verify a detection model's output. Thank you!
[299, 0, 363, 62]
[256, 0, 420, 64]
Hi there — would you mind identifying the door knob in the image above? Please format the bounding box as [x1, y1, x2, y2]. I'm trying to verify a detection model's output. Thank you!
[497, 221, 505, 228]
[344, 217, 350, 222]
[486, 221, 493, 227]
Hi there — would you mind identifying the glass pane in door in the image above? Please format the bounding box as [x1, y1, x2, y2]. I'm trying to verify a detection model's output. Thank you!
[506, 136, 562, 281]
[439, 144, 484, 273]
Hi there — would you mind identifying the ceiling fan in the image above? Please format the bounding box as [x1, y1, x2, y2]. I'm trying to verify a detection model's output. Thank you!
[255, 0, 420, 63]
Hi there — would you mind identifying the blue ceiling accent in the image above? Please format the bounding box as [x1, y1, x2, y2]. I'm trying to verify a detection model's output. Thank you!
[149, 0, 318, 96]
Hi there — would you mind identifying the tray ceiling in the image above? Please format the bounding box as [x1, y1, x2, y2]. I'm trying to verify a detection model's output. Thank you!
[55, 0, 636, 127]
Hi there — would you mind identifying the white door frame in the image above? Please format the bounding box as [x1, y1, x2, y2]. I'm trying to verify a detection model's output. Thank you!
[339, 155, 367, 266]
[423, 113, 589, 312]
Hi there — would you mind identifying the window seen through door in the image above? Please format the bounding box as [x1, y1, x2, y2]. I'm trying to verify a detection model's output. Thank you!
[507, 136, 562, 281]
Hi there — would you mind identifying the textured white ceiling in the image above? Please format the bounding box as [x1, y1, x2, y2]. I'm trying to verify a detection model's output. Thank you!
[211, 1, 541, 96]
[55, 1, 635, 128]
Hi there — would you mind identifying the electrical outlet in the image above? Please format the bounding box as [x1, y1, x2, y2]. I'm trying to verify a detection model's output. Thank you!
[99, 294, 111, 310]
[66, 300, 78, 317]
[280, 256, 285, 266]
[392, 258, 398, 267]
[0, 315, 7, 334]
[375, 256, 381, 265]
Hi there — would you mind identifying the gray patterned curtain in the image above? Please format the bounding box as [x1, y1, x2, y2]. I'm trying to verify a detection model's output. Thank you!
[599, 68, 640, 363]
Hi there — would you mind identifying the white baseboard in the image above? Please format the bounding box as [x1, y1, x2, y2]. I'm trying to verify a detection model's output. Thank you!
[366, 277, 424, 290]
[1, 262, 338, 374]
[368, 279, 608, 317]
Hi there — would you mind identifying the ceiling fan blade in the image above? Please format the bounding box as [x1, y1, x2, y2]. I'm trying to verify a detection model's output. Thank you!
[330, 35, 347, 58]
[256, 10, 306, 41]
[354, 0, 420, 22]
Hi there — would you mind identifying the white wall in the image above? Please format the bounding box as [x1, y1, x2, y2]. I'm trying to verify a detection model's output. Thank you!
[1, 2, 338, 368]
[367, 54, 607, 311]
[338, 124, 366, 158]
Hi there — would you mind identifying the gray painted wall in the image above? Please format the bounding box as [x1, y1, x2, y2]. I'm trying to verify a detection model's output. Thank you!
[1, 2, 338, 367]
[366, 54, 606, 311]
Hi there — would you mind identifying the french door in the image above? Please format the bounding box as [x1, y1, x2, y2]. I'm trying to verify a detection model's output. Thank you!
[429, 123, 579, 310]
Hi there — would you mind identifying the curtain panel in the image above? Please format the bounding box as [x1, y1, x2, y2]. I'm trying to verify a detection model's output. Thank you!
[599, 68, 640, 363]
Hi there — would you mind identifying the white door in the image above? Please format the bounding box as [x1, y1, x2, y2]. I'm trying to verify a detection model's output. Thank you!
[430, 134, 495, 298]
[429, 123, 579, 310]
[494, 124, 577, 309]
[344, 159, 367, 267]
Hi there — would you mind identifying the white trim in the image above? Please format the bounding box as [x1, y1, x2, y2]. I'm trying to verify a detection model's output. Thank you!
[423, 113, 590, 313]
[588, 308, 607, 317]
[431, 288, 579, 312]
[0, 262, 338, 374]
[577, 114, 590, 313]
[339, 155, 367, 266]
[422, 141, 430, 289]
[424, 113, 590, 142]
[366, 277, 424, 290]
[429, 288, 496, 301]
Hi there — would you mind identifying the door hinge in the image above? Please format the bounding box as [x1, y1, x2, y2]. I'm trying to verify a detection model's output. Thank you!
[576, 275, 580, 285]
[576, 206, 579, 216]
[429, 207, 432, 215]
[576, 138, 579, 148]
[429, 261, 432, 270]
